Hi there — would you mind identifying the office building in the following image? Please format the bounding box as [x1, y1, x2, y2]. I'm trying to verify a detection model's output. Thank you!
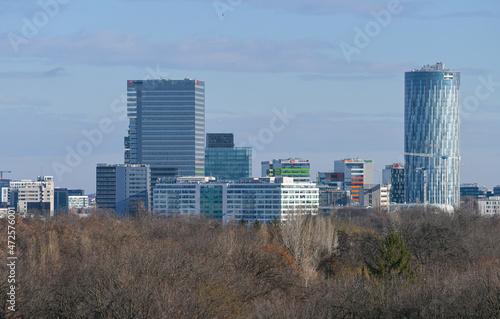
[478, 197, 500, 216]
[68, 189, 85, 196]
[206, 133, 234, 148]
[124, 78, 205, 190]
[11, 176, 55, 216]
[54, 188, 69, 214]
[316, 172, 344, 189]
[405, 62, 461, 206]
[262, 158, 310, 182]
[0, 179, 10, 188]
[1, 187, 9, 205]
[205, 133, 252, 181]
[153, 177, 319, 224]
[0, 179, 10, 205]
[318, 186, 350, 210]
[382, 164, 405, 203]
[334, 158, 374, 204]
[460, 183, 488, 199]
[96, 164, 151, 215]
[68, 195, 90, 212]
[493, 186, 500, 197]
[360, 184, 391, 209]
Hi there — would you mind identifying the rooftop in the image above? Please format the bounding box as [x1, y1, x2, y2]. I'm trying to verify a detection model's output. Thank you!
[409, 62, 458, 72]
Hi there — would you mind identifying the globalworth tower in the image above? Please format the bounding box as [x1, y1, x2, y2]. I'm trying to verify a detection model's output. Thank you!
[125, 79, 205, 185]
[404, 63, 461, 206]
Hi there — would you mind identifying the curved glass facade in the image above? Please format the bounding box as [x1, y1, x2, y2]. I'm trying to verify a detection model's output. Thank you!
[404, 64, 460, 206]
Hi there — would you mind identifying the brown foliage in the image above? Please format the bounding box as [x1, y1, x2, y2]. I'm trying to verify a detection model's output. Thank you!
[0, 208, 498, 318]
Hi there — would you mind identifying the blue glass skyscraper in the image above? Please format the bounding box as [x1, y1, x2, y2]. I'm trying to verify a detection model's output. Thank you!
[205, 133, 252, 181]
[405, 63, 460, 206]
[125, 79, 205, 180]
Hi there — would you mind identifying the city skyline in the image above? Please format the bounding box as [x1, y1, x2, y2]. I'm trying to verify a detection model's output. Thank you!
[1, 0, 500, 193]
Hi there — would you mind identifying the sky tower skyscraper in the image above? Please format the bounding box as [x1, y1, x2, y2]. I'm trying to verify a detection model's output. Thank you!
[404, 63, 461, 206]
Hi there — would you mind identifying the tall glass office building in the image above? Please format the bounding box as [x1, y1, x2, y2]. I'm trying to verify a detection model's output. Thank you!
[125, 79, 205, 178]
[405, 63, 460, 206]
[205, 133, 252, 181]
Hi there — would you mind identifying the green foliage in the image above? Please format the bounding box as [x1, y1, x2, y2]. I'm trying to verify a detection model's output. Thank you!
[268, 216, 280, 227]
[253, 219, 262, 230]
[364, 231, 417, 282]
[239, 217, 247, 226]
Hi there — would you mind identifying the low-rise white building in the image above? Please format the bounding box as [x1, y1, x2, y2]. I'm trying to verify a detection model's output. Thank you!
[153, 177, 319, 224]
[1, 187, 10, 204]
[361, 184, 391, 210]
[11, 176, 55, 216]
[68, 196, 90, 210]
[478, 197, 500, 216]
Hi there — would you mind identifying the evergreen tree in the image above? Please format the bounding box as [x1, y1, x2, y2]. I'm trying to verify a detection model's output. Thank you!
[253, 219, 262, 230]
[365, 231, 416, 281]
[239, 217, 247, 226]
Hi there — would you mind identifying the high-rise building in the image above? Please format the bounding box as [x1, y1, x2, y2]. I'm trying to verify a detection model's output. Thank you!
[405, 63, 461, 206]
[205, 133, 252, 181]
[334, 158, 374, 204]
[96, 164, 151, 215]
[262, 158, 310, 182]
[382, 164, 405, 203]
[124, 79, 205, 188]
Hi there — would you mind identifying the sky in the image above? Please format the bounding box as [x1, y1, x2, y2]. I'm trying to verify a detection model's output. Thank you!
[1, 0, 499, 193]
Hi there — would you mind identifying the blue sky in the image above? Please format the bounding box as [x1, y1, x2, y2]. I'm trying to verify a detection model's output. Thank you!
[1, 0, 499, 193]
